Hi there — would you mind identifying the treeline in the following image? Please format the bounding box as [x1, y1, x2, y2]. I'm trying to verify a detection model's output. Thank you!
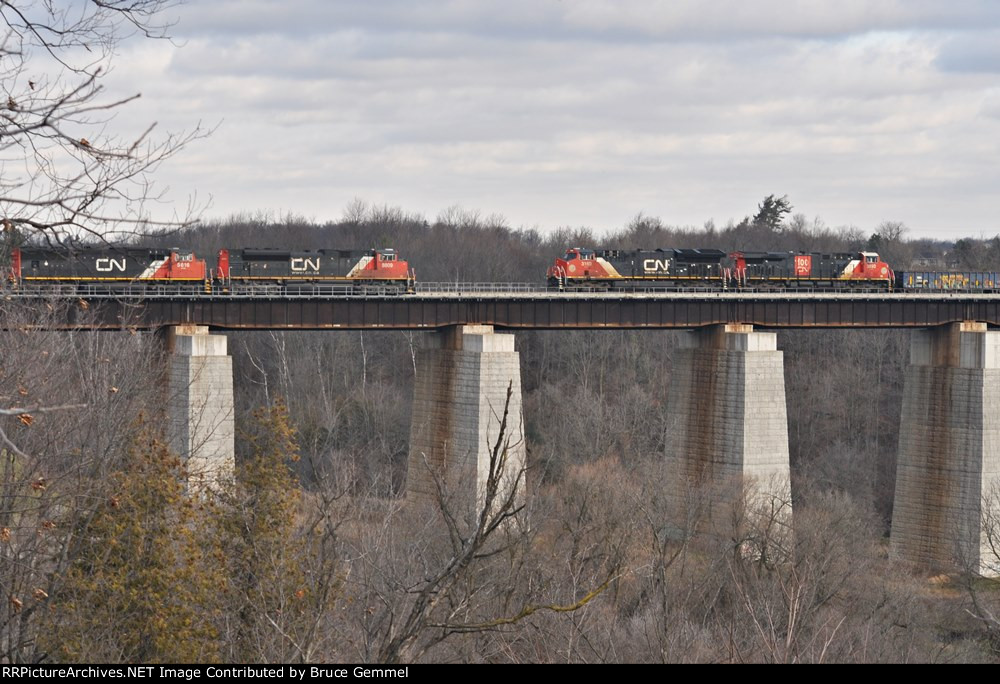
[2, 200, 1000, 662]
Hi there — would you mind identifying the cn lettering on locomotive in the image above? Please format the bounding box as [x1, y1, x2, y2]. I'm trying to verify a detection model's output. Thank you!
[793, 255, 811, 276]
[290, 257, 321, 272]
[643, 259, 672, 273]
[95, 258, 126, 272]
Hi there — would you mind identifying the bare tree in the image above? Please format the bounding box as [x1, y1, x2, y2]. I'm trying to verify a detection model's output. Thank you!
[867, 221, 912, 269]
[0, 299, 170, 662]
[960, 484, 1000, 656]
[0, 1, 208, 242]
[328, 384, 615, 664]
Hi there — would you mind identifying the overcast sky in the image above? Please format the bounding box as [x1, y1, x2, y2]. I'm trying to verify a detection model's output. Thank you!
[111, 1, 1000, 239]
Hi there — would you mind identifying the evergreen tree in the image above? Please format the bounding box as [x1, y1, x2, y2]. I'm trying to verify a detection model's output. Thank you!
[213, 398, 337, 662]
[752, 194, 793, 231]
[41, 420, 223, 662]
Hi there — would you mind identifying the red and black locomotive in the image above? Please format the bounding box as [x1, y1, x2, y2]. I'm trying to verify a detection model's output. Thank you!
[215, 248, 412, 292]
[12, 245, 208, 284]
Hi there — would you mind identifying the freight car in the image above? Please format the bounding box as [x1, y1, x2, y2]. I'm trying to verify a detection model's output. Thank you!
[896, 271, 1000, 292]
[5, 245, 413, 294]
[547, 247, 894, 291]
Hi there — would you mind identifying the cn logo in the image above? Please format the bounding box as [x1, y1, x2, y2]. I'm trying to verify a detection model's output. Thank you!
[95, 258, 126, 272]
[290, 257, 320, 272]
[643, 259, 671, 273]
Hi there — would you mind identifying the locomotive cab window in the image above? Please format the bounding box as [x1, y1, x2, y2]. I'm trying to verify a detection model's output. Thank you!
[382, 253, 395, 261]
[563, 251, 577, 260]
[866, 255, 877, 264]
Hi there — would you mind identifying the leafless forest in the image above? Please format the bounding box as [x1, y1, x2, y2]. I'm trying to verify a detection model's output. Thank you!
[2, 205, 1000, 663]
[2, 0, 1000, 664]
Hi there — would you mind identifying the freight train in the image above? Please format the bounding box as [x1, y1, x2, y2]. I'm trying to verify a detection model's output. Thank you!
[4, 243, 998, 294]
[5, 245, 415, 293]
[546, 247, 1000, 291]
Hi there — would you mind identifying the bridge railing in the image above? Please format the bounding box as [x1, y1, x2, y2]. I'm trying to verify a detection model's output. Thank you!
[1, 281, 997, 299]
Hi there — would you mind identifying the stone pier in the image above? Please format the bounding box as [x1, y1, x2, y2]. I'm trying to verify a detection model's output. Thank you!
[891, 322, 1000, 575]
[407, 325, 526, 515]
[166, 325, 234, 487]
[664, 324, 792, 541]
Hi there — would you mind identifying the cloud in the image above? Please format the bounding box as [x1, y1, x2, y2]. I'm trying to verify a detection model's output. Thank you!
[559, 0, 1000, 40]
[176, 1, 1000, 42]
[96, 1, 1000, 238]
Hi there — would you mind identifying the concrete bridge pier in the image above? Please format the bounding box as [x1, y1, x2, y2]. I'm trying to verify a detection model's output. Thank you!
[406, 325, 526, 517]
[165, 325, 235, 487]
[664, 324, 792, 544]
[891, 322, 1000, 575]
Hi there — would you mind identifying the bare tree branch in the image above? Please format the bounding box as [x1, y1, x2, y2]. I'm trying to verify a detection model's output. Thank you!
[0, 1, 209, 243]
[0, 404, 88, 415]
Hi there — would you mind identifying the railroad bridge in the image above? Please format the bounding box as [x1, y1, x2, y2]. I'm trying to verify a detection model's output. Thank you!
[14, 285, 1000, 330]
[6, 285, 1000, 574]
